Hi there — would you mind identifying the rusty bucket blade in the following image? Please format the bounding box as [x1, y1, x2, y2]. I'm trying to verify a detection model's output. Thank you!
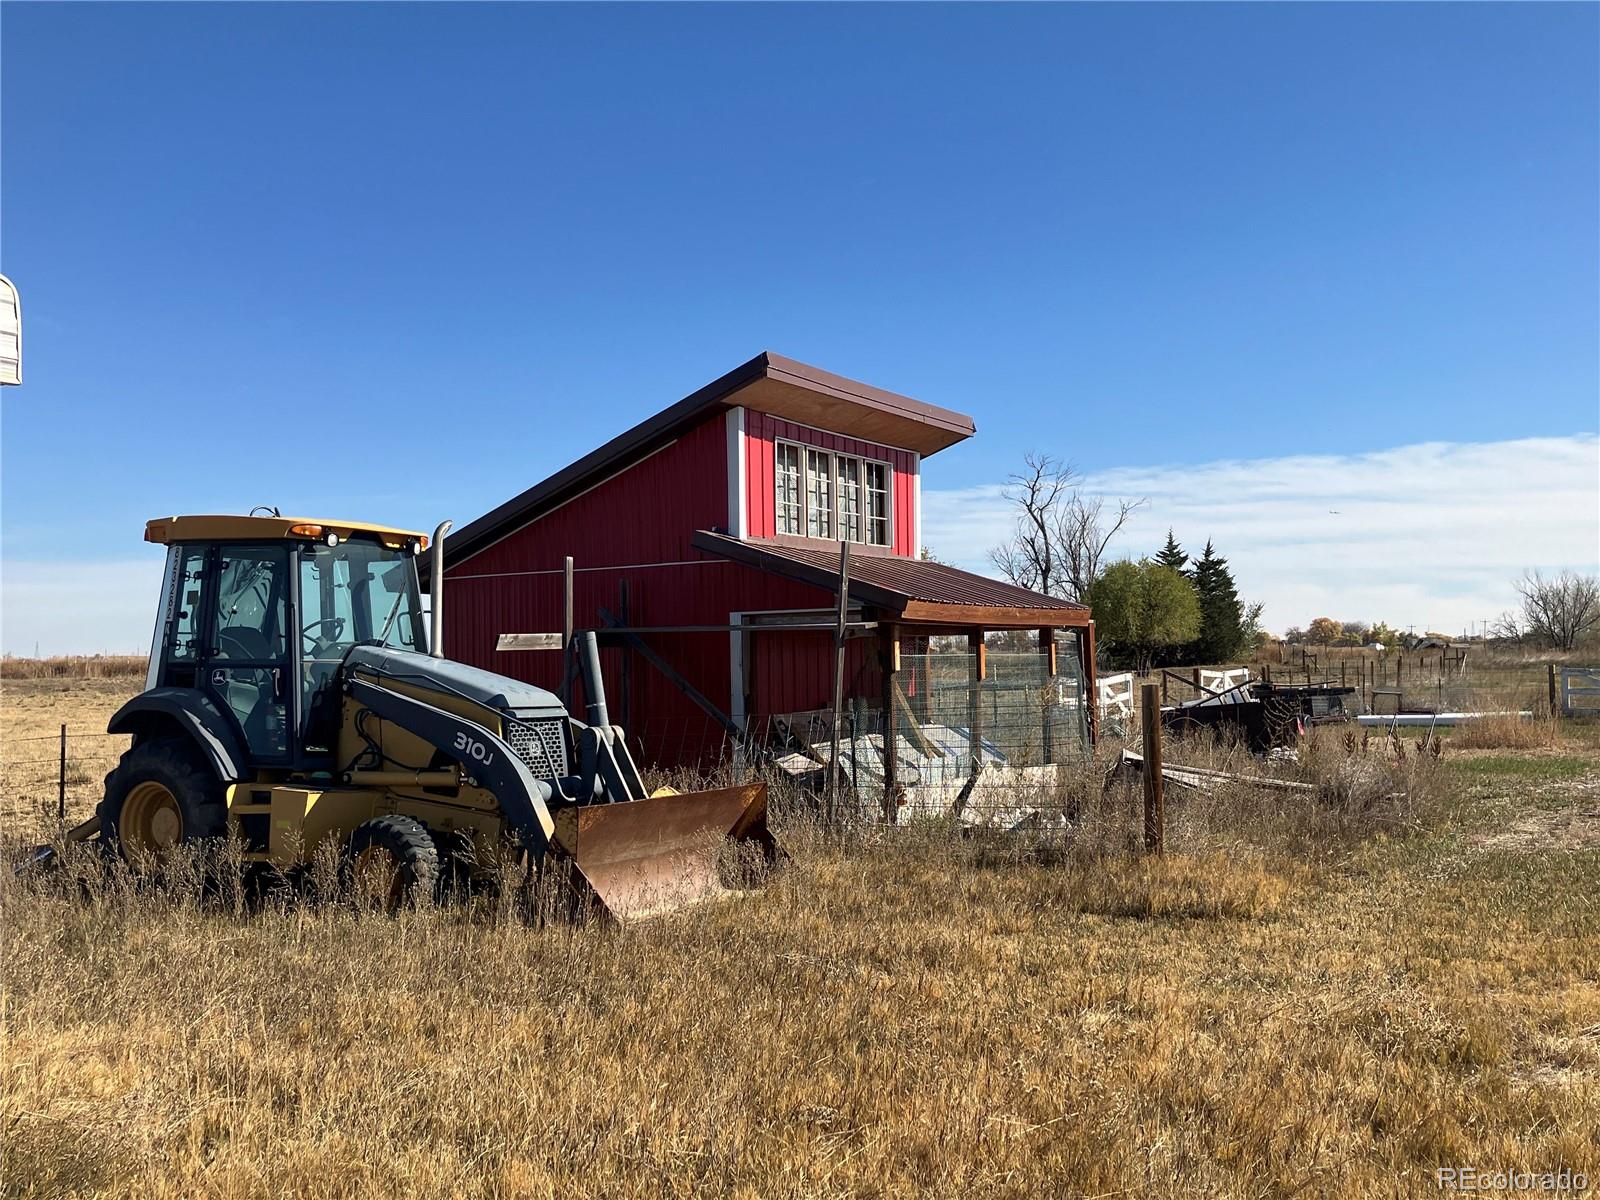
[560, 782, 778, 920]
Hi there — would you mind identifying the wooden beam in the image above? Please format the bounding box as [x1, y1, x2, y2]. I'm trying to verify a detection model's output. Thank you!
[596, 607, 754, 754]
[898, 600, 1091, 628]
[618, 579, 632, 733]
[560, 556, 575, 708]
[593, 622, 877, 635]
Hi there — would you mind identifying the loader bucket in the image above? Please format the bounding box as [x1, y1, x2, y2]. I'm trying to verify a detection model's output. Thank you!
[555, 782, 780, 920]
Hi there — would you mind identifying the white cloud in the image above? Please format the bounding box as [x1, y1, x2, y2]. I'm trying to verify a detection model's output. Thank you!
[1, 436, 1595, 654]
[924, 434, 1600, 636]
[1, 559, 165, 657]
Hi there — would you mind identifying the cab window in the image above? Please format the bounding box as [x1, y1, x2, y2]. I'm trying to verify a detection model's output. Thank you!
[212, 547, 287, 661]
[298, 539, 423, 751]
[166, 547, 208, 662]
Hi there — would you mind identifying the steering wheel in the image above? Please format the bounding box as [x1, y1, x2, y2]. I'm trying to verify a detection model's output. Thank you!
[302, 616, 346, 652]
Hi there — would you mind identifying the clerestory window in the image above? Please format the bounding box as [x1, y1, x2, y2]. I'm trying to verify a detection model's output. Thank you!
[777, 439, 893, 547]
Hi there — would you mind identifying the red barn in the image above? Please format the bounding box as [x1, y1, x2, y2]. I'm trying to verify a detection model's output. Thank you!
[440, 352, 1094, 806]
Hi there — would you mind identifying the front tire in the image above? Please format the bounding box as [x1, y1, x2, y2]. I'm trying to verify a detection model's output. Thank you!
[99, 737, 226, 860]
[343, 815, 440, 911]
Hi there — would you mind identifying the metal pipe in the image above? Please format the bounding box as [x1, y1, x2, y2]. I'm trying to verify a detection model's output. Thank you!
[578, 630, 609, 727]
[429, 519, 452, 658]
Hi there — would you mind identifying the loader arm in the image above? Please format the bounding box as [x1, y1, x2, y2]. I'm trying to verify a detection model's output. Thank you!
[346, 676, 557, 858]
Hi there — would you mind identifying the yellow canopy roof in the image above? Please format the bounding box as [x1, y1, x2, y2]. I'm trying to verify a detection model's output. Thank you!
[144, 515, 427, 547]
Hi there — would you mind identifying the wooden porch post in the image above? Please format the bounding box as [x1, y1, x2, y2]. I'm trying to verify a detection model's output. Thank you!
[1040, 627, 1057, 764]
[880, 622, 900, 822]
[967, 630, 986, 778]
[1080, 619, 1098, 748]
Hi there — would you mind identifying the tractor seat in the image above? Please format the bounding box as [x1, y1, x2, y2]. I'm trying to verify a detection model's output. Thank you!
[216, 626, 273, 661]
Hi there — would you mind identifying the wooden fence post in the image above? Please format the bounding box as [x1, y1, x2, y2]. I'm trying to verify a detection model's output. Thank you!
[827, 541, 851, 823]
[1140, 683, 1164, 855]
[618, 579, 632, 733]
[881, 624, 900, 822]
[560, 556, 575, 707]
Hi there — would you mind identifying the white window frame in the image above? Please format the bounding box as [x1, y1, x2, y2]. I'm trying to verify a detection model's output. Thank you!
[775, 441, 803, 535]
[777, 438, 894, 548]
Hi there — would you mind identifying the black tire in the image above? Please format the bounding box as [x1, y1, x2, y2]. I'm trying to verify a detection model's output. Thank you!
[99, 737, 227, 859]
[343, 815, 440, 911]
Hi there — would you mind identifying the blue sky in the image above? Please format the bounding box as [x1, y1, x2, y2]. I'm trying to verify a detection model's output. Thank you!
[2, 3, 1596, 653]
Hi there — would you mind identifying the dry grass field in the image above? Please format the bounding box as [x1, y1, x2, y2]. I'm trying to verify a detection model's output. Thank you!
[3, 677, 1598, 1198]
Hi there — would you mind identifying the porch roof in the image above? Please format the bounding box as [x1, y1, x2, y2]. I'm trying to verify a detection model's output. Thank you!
[692, 531, 1091, 630]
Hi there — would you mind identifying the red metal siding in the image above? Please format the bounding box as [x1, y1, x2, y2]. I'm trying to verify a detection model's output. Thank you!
[444, 412, 882, 767]
[895, 458, 915, 557]
[743, 409, 917, 555]
[747, 628, 881, 720]
[455, 413, 731, 577]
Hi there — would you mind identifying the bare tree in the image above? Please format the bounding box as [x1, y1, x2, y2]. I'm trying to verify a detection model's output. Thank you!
[1489, 610, 1525, 643]
[987, 453, 1145, 601]
[987, 453, 1071, 596]
[1514, 570, 1600, 651]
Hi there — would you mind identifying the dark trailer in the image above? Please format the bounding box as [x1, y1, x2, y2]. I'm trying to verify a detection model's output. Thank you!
[1161, 681, 1360, 753]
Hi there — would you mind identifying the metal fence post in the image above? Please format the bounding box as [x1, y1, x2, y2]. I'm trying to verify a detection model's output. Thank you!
[58, 724, 67, 825]
[1549, 663, 1559, 717]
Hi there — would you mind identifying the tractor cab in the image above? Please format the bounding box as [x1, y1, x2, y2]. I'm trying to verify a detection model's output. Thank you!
[36, 511, 778, 923]
[144, 515, 430, 769]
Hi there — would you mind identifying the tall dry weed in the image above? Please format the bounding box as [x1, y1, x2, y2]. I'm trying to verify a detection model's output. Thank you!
[1450, 714, 1563, 751]
[0, 655, 146, 680]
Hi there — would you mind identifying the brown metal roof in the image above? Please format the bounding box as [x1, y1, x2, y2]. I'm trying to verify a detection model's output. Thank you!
[445, 352, 975, 569]
[692, 531, 1090, 629]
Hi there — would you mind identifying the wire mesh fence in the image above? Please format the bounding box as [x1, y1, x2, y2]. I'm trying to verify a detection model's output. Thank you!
[3, 727, 130, 837]
[4, 649, 1582, 847]
[1101, 655, 1562, 737]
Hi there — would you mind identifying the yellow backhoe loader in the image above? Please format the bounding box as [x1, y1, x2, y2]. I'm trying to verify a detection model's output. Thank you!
[40, 514, 777, 919]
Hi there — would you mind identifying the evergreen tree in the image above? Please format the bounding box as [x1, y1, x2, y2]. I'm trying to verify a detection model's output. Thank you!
[1154, 529, 1189, 575]
[1190, 540, 1246, 663]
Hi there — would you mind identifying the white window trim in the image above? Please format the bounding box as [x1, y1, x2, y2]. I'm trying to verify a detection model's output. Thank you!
[776, 437, 894, 548]
[912, 452, 922, 557]
[726, 407, 747, 538]
[774, 441, 804, 537]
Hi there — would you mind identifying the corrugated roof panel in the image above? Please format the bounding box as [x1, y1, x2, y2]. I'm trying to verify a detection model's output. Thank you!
[692, 531, 1087, 615]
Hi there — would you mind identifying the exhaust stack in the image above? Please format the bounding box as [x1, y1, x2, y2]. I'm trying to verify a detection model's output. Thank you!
[578, 630, 609, 727]
[429, 519, 452, 658]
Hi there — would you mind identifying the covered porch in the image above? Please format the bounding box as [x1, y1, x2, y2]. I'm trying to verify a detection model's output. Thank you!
[692, 532, 1097, 821]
